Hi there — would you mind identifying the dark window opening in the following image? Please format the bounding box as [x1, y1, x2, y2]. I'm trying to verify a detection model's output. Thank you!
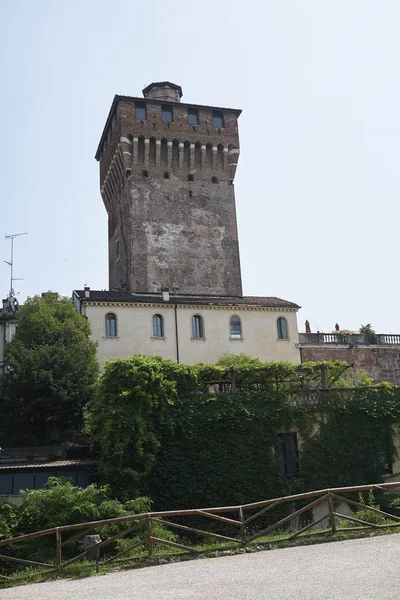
[195, 142, 202, 169]
[189, 190, 193, 197]
[142, 170, 148, 177]
[276, 433, 300, 478]
[206, 143, 213, 168]
[161, 138, 168, 166]
[217, 144, 224, 169]
[205, 128, 209, 136]
[172, 140, 179, 169]
[164, 172, 170, 179]
[149, 138, 156, 164]
[138, 136, 145, 164]
[211, 176, 219, 184]
[152, 123, 156, 129]
[184, 141, 191, 168]
[136, 102, 147, 119]
[162, 105, 173, 122]
[213, 111, 224, 128]
[188, 174, 194, 181]
[187, 108, 198, 126]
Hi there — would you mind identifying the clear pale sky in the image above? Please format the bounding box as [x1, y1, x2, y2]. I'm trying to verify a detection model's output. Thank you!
[1, 1, 399, 334]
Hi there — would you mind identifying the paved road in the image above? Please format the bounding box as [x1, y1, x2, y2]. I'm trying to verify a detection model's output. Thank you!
[2, 533, 400, 599]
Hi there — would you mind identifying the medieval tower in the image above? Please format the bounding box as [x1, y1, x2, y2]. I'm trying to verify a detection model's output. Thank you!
[95, 82, 243, 297]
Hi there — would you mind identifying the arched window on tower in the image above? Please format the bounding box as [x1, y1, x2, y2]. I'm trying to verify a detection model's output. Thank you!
[149, 137, 156, 164]
[192, 314, 204, 339]
[277, 317, 289, 340]
[230, 316, 242, 339]
[195, 142, 202, 170]
[105, 313, 117, 337]
[172, 139, 179, 170]
[161, 138, 168, 166]
[152, 314, 164, 338]
[138, 136, 145, 164]
[184, 141, 191, 168]
[217, 144, 224, 170]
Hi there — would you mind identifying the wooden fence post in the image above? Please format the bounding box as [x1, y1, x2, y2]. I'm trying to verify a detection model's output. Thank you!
[147, 517, 153, 556]
[328, 493, 336, 535]
[238, 507, 246, 546]
[56, 528, 62, 569]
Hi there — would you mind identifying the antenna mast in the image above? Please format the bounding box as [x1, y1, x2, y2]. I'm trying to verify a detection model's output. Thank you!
[4, 232, 28, 296]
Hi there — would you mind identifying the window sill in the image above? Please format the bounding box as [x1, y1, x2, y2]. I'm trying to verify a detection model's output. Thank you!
[151, 337, 167, 341]
[230, 337, 244, 341]
[103, 336, 120, 340]
[277, 338, 290, 342]
[191, 337, 206, 341]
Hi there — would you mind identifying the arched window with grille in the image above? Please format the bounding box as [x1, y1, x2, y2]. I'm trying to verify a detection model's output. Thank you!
[105, 313, 117, 337]
[230, 316, 242, 339]
[192, 314, 204, 338]
[152, 314, 164, 338]
[277, 317, 289, 340]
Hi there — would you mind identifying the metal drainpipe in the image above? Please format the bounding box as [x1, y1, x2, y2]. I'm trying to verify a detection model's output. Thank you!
[174, 304, 180, 364]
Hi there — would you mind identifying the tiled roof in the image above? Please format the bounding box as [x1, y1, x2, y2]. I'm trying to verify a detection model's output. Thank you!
[73, 290, 300, 310]
[0, 459, 96, 472]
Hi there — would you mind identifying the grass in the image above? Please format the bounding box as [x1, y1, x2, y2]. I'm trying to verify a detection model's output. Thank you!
[2, 520, 400, 589]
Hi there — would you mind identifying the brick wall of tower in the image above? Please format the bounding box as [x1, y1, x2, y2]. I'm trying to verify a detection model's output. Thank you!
[97, 91, 243, 296]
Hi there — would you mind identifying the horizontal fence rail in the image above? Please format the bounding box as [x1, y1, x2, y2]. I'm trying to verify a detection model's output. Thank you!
[0, 481, 399, 579]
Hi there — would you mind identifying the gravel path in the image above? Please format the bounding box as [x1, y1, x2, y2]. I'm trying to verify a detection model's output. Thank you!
[2, 533, 400, 599]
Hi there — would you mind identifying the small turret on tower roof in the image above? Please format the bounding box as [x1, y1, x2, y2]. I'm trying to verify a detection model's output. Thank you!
[142, 81, 183, 103]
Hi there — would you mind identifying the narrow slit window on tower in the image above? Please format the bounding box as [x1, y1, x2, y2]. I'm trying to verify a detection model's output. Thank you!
[195, 142, 202, 169]
[138, 136, 145, 164]
[162, 105, 173, 122]
[211, 176, 219, 184]
[188, 174, 194, 182]
[161, 138, 168, 166]
[187, 108, 198, 125]
[136, 102, 147, 120]
[163, 172, 170, 179]
[149, 138, 156, 164]
[206, 143, 213, 168]
[142, 170, 148, 177]
[172, 139, 179, 169]
[183, 141, 191, 168]
[217, 144, 224, 169]
[213, 111, 224, 128]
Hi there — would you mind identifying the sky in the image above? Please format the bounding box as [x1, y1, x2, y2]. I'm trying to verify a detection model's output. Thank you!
[1, 0, 399, 334]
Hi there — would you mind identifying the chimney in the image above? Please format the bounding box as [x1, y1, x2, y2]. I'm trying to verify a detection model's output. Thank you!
[84, 286, 90, 299]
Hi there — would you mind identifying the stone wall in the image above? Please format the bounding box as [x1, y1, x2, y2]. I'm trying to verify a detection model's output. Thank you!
[300, 345, 400, 384]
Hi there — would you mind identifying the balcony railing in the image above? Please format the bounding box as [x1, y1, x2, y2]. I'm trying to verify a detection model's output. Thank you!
[299, 333, 400, 346]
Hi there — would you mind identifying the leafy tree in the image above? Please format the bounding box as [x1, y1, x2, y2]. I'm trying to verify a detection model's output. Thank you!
[0, 293, 99, 446]
[2, 478, 174, 566]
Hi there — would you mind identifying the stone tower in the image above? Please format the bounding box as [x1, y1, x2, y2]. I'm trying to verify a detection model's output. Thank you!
[95, 82, 243, 296]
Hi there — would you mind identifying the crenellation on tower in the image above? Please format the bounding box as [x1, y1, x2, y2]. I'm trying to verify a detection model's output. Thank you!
[96, 82, 243, 296]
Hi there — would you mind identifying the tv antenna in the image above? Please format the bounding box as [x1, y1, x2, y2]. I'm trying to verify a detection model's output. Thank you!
[4, 232, 28, 296]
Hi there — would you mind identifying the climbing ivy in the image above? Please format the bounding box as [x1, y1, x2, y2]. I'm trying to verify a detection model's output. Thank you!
[86, 355, 400, 507]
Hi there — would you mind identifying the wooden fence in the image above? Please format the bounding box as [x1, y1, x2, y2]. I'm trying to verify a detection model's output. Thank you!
[1, 481, 400, 580]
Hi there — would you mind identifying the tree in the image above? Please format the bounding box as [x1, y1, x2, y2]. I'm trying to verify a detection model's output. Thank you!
[0, 293, 99, 446]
